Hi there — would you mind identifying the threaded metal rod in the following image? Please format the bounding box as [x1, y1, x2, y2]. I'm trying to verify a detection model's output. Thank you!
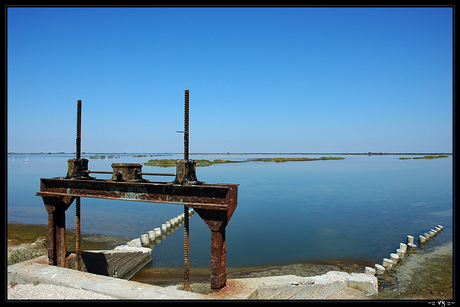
[184, 90, 189, 161]
[184, 205, 191, 291]
[75, 100, 82, 271]
[183, 90, 191, 291]
[76, 100, 82, 160]
[75, 197, 81, 270]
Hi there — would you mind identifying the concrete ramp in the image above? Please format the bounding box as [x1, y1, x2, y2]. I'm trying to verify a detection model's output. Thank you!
[64, 247, 152, 280]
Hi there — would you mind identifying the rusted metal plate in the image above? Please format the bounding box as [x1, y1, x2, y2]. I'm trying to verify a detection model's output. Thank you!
[37, 178, 236, 210]
[110, 163, 146, 182]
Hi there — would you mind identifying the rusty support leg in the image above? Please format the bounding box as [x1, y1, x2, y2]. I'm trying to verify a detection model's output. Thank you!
[210, 227, 227, 289]
[56, 205, 66, 267]
[46, 208, 55, 265]
[191, 184, 237, 290]
[194, 209, 228, 290]
[42, 196, 74, 267]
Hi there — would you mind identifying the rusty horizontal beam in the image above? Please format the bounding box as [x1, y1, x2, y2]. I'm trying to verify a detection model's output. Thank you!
[37, 178, 237, 210]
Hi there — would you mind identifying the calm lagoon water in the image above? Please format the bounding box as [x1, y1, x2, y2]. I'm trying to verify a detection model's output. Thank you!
[7, 153, 452, 268]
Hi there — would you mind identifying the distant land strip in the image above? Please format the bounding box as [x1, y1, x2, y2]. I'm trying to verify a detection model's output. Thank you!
[7, 152, 453, 156]
[144, 156, 346, 167]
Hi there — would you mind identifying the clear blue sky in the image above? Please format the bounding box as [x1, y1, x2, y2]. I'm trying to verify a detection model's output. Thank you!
[7, 6, 453, 153]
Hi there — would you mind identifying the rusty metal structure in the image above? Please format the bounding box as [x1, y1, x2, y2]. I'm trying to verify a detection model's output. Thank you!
[36, 90, 238, 290]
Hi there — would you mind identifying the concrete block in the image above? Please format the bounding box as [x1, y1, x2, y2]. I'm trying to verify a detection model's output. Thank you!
[406, 235, 414, 245]
[364, 267, 375, 275]
[126, 238, 142, 247]
[390, 253, 399, 265]
[148, 230, 156, 241]
[348, 273, 378, 295]
[374, 264, 385, 275]
[399, 243, 407, 252]
[141, 234, 150, 246]
[382, 258, 394, 270]
[396, 248, 405, 260]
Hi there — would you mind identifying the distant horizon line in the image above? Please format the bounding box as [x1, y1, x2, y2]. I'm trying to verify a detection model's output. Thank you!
[7, 151, 453, 156]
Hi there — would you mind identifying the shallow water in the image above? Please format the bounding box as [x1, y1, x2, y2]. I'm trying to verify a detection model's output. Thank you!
[7, 153, 452, 269]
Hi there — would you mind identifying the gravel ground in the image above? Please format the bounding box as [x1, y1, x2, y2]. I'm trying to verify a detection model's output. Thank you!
[7, 283, 117, 300]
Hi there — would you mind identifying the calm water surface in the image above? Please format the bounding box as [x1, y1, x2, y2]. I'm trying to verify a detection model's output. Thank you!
[7, 154, 452, 268]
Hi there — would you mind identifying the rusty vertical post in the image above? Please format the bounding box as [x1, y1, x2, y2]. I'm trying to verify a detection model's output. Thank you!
[75, 100, 82, 271]
[210, 227, 227, 289]
[183, 89, 191, 291]
[56, 205, 67, 267]
[194, 184, 238, 290]
[43, 197, 73, 267]
[46, 209, 56, 265]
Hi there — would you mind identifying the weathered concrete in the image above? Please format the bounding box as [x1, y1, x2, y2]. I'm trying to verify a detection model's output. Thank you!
[8, 261, 204, 300]
[207, 271, 378, 300]
[8, 259, 378, 300]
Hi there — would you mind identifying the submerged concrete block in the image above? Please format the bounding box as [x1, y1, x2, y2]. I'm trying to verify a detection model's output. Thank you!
[364, 267, 376, 275]
[141, 234, 150, 246]
[374, 264, 385, 275]
[390, 253, 399, 265]
[148, 230, 156, 241]
[382, 258, 394, 270]
[406, 235, 414, 245]
[399, 243, 407, 252]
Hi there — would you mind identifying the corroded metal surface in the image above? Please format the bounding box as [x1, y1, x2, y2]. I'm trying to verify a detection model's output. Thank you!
[38, 178, 234, 210]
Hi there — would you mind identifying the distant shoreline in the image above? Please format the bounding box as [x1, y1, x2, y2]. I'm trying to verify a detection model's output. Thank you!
[7, 152, 453, 156]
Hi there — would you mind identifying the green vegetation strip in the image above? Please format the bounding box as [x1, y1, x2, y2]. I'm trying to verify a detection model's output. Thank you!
[257, 156, 344, 163]
[144, 159, 244, 167]
[400, 155, 449, 160]
[144, 156, 344, 167]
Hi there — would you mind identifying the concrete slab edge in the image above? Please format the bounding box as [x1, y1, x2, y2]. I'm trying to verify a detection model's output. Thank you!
[7, 261, 206, 300]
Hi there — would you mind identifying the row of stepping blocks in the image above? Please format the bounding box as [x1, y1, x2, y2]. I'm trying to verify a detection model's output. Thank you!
[119, 208, 195, 249]
[363, 225, 444, 276]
